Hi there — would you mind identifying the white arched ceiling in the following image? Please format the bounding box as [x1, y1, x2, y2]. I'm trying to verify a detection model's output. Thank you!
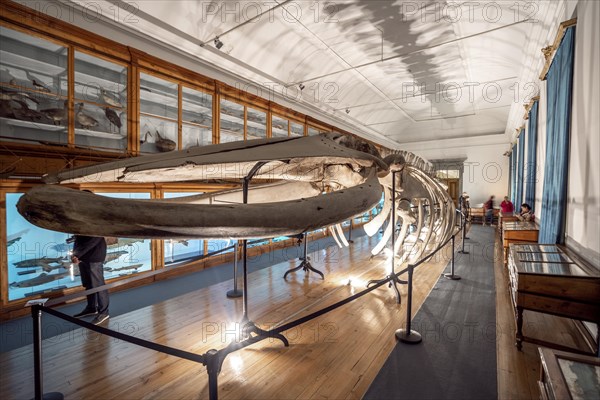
[50, 0, 566, 148]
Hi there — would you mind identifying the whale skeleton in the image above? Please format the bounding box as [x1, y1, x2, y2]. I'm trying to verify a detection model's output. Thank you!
[17, 134, 456, 267]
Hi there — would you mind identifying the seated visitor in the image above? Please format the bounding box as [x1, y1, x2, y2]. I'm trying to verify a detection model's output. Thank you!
[517, 203, 535, 222]
[500, 196, 514, 214]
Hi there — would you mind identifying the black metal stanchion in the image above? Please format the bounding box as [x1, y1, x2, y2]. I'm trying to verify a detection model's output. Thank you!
[31, 304, 63, 400]
[458, 212, 469, 255]
[444, 234, 462, 280]
[226, 242, 243, 298]
[33, 305, 43, 400]
[347, 220, 354, 244]
[238, 162, 288, 346]
[283, 232, 325, 279]
[395, 264, 422, 343]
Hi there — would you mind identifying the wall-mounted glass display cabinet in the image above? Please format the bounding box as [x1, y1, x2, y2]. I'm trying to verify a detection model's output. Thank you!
[182, 87, 213, 149]
[5, 191, 151, 302]
[308, 126, 329, 136]
[220, 98, 244, 143]
[139, 72, 178, 153]
[219, 97, 268, 143]
[163, 192, 204, 265]
[272, 115, 305, 138]
[0, 26, 69, 146]
[74, 51, 128, 151]
[0, 3, 371, 163]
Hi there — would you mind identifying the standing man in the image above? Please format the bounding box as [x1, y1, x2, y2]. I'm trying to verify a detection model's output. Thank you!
[483, 195, 495, 226]
[71, 235, 109, 325]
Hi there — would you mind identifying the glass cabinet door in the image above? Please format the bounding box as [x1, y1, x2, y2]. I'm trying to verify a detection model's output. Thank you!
[290, 121, 304, 137]
[220, 98, 244, 143]
[139, 72, 178, 153]
[0, 27, 68, 146]
[74, 51, 127, 151]
[182, 86, 212, 149]
[271, 115, 288, 138]
[163, 192, 204, 264]
[6, 193, 71, 301]
[308, 126, 326, 136]
[246, 107, 266, 140]
[95, 192, 153, 278]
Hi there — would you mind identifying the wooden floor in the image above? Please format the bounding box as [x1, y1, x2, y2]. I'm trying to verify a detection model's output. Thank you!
[2, 229, 593, 399]
[0, 234, 454, 400]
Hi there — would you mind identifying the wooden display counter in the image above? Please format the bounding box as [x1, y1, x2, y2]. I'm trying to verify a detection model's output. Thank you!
[502, 221, 539, 264]
[498, 213, 520, 231]
[538, 347, 600, 399]
[507, 244, 600, 355]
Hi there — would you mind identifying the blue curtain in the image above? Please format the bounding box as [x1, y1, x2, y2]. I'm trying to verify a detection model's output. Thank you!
[508, 151, 513, 200]
[510, 145, 517, 205]
[539, 27, 576, 244]
[525, 101, 539, 209]
[515, 130, 525, 207]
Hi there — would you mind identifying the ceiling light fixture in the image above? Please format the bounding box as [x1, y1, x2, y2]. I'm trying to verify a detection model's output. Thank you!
[298, 83, 305, 91]
[214, 37, 224, 50]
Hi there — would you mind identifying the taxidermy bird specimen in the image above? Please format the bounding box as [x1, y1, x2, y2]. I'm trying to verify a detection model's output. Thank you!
[99, 88, 122, 108]
[104, 107, 122, 132]
[153, 130, 176, 152]
[41, 100, 68, 126]
[141, 130, 176, 152]
[25, 71, 52, 93]
[0, 89, 39, 105]
[75, 103, 98, 129]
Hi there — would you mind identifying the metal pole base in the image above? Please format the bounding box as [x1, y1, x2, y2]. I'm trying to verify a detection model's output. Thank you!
[242, 321, 289, 347]
[444, 273, 462, 280]
[367, 274, 407, 304]
[29, 393, 64, 400]
[458, 250, 470, 254]
[283, 257, 325, 280]
[395, 329, 422, 344]
[226, 289, 243, 298]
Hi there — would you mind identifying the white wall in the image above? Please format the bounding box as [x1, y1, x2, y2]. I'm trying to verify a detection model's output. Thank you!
[405, 143, 510, 208]
[566, 0, 600, 265]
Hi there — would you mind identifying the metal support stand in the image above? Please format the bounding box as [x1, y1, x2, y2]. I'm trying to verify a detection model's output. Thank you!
[205, 349, 224, 400]
[458, 212, 469, 255]
[366, 170, 407, 304]
[347, 221, 354, 244]
[239, 162, 289, 346]
[444, 234, 462, 280]
[283, 232, 324, 280]
[31, 305, 63, 400]
[395, 264, 422, 343]
[226, 242, 243, 298]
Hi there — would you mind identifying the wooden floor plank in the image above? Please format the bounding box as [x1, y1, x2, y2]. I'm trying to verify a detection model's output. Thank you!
[0, 233, 453, 400]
